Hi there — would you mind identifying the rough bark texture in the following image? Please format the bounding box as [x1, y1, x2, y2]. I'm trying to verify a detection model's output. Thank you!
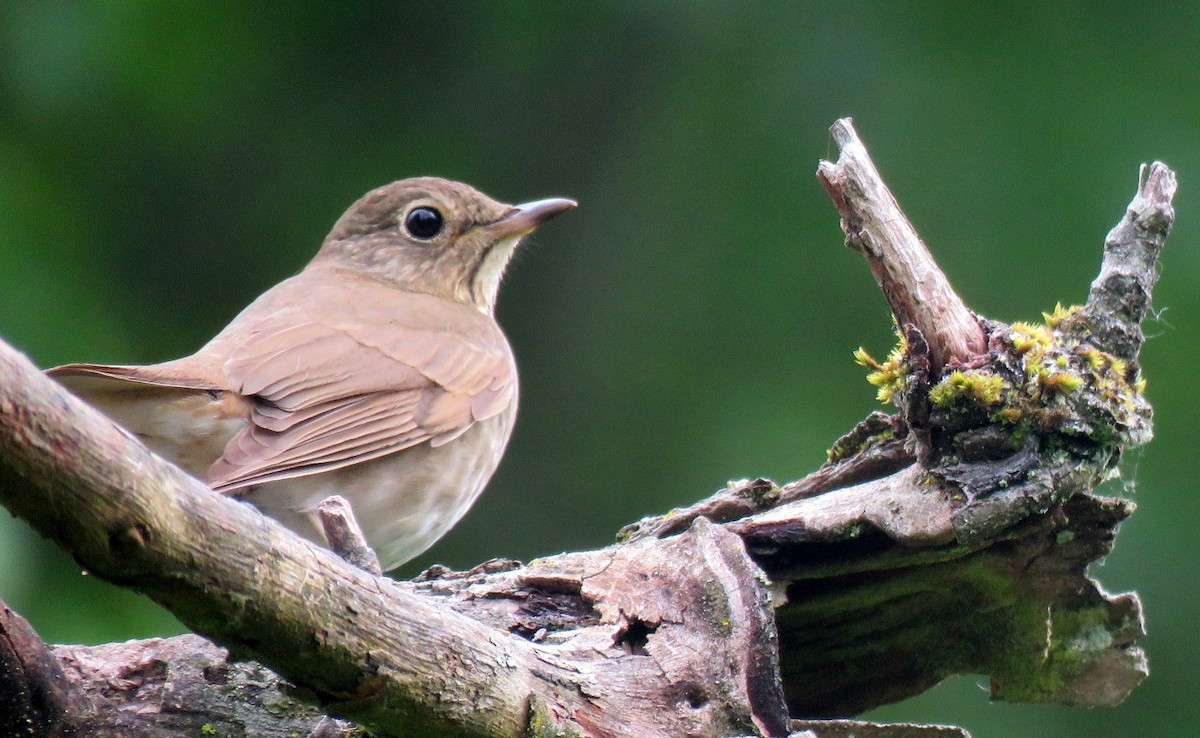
[0, 604, 71, 738]
[0, 120, 1174, 737]
[1064, 162, 1176, 367]
[53, 633, 320, 738]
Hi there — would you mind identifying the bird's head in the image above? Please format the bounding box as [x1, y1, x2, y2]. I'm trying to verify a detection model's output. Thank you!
[315, 177, 575, 312]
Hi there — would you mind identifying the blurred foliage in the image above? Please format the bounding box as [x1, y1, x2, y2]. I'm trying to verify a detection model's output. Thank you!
[1, 3, 1197, 736]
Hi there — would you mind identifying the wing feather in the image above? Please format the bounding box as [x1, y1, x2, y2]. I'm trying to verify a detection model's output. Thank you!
[207, 389, 473, 490]
[208, 286, 515, 492]
[50, 276, 518, 494]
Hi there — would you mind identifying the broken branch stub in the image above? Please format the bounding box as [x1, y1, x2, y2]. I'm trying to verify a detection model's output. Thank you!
[777, 120, 1168, 713]
[817, 118, 987, 373]
[1065, 162, 1176, 365]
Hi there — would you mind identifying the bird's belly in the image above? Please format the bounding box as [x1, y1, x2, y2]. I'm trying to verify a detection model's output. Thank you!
[238, 412, 513, 571]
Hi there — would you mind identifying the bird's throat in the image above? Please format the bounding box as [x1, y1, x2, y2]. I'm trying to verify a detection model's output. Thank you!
[471, 234, 521, 312]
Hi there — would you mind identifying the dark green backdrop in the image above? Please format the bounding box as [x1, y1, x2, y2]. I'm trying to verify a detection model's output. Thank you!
[2, 4, 1196, 737]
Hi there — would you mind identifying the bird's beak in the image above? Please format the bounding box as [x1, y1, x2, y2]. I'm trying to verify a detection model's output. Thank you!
[484, 197, 577, 239]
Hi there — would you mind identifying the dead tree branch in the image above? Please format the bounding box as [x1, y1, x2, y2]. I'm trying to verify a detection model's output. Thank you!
[817, 119, 988, 372]
[0, 120, 1175, 738]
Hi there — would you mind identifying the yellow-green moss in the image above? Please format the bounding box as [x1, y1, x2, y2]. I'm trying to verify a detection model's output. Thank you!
[855, 328, 909, 405]
[1037, 370, 1082, 395]
[1041, 302, 1081, 328]
[856, 304, 1147, 450]
[1009, 321, 1054, 355]
[930, 370, 1008, 409]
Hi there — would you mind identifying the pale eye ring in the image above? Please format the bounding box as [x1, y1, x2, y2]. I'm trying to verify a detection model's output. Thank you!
[403, 206, 444, 240]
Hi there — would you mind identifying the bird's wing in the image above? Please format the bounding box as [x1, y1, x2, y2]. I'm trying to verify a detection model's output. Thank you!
[46, 364, 241, 476]
[206, 296, 516, 491]
[48, 277, 517, 491]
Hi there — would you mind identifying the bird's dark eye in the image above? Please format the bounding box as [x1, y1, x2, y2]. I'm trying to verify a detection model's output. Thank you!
[403, 206, 444, 240]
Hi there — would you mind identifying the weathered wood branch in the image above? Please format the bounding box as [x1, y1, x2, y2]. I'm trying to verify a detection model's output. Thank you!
[1065, 162, 1176, 366]
[0, 120, 1175, 737]
[817, 119, 988, 372]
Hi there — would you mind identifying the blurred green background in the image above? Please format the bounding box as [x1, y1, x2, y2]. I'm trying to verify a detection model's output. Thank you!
[1, 3, 1197, 736]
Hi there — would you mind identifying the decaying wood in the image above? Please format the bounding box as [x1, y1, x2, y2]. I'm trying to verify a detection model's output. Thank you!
[0, 603, 71, 738]
[43, 623, 321, 737]
[0, 120, 1175, 737]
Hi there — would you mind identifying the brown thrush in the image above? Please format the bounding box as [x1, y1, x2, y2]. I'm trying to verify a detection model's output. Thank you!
[49, 177, 575, 570]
